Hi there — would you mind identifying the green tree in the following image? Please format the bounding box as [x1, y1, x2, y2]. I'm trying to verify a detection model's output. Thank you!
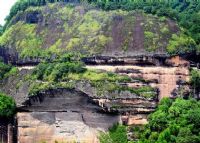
[190, 69, 200, 97]
[135, 98, 200, 143]
[176, 127, 200, 143]
[0, 62, 16, 80]
[0, 93, 16, 117]
[99, 124, 128, 143]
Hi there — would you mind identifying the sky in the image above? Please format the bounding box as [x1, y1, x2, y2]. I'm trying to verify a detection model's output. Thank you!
[0, 0, 17, 25]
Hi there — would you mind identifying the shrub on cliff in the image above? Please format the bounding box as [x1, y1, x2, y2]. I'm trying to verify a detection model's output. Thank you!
[99, 124, 128, 143]
[0, 62, 17, 80]
[30, 57, 156, 98]
[0, 93, 16, 117]
[167, 34, 196, 55]
[32, 61, 86, 82]
[190, 69, 200, 96]
[100, 98, 200, 143]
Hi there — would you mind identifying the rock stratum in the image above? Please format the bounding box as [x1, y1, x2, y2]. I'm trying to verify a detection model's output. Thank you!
[0, 55, 190, 143]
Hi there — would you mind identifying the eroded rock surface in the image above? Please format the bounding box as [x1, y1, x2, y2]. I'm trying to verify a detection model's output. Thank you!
[17, 89, 119, 143]
[17, 112, 110, 143]
[86, 65, 190, 99]
[0, 55, 191, 143]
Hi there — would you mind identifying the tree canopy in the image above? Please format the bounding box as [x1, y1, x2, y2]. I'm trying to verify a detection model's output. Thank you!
[100, 98, 200, 143]
[0, 62, 17, 80]
[99, 124, 128, 143]
[136, 98, 200, 143]
[190, 69, 200, 96]
[0, 93, 16, 117]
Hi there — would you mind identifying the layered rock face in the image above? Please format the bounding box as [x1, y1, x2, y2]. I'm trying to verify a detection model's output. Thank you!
[17, 112, 99, 143]
[15, 69, 188, 143]
[86, 64, 189, 100]
[85, 55, 190, 99]
[17, 89, 119, 143]
[1, 66, 157, 142]
[0, 55, 190, 143]
[83, 56, 190, 128]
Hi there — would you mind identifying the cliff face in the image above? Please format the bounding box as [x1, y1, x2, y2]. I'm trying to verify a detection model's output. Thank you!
[0, 55, 191, 143]
[0, 3, 181, 64]
[0, 2, 194, 143]
[86, 63, 190, 99]
[89, 65, 189, 98]
[17, 89, 119, 143]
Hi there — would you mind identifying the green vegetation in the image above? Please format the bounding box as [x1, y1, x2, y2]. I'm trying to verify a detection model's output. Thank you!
[160, 26, 169, 34]
[4, 0, 72, 29]
[136, 98, 200, 143]
[100, 98, 200, 143]
[89, 81, 155, 98]
[89, 1, 200, 50]
[0, 0, 198, 56]
[190, 69, 200, 96]
[0, 62, 17, 80]
[2, 6, 174, 56]
[99, 124, 128, 143]
[0, 93, 16, 117]
[66, 70, 131, 83]
[27, 55, 156, 98]
[48, 39, 62, 55]
[0, 2, 199, 142]
[167, 34, 196, 55]
[0, 22, 47, 58]
[144, 31, 159, 52]
[63, 9, 114, 54]
[1, 5, 116, 57]
[32, 61, 86, 82]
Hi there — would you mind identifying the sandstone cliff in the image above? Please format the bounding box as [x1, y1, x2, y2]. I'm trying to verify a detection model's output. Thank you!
[0, 2, 196, 143]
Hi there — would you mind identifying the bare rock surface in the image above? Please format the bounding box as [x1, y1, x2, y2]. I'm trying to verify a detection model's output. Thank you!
[17, 112, 100, 143]
[17, 89, 120, 143]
